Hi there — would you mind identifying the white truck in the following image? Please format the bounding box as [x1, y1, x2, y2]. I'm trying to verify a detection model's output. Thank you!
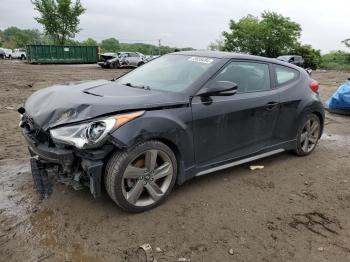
[0, 48, 13, 58]
[11, 48, 26, 60]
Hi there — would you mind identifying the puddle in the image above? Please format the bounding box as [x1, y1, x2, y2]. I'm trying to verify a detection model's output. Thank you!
[0, 159, 32, 217]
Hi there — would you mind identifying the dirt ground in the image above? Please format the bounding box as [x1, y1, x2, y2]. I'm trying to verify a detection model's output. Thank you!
[0, 60, 350, 262]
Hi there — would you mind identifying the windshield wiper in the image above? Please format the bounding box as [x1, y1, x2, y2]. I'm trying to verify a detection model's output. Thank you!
[124, 82, 151, 90]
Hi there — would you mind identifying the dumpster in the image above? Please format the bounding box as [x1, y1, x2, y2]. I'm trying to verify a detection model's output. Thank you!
[26, 45, 99, 64]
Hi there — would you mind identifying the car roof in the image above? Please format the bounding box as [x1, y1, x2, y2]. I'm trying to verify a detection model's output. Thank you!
[171, 50, 302, 70]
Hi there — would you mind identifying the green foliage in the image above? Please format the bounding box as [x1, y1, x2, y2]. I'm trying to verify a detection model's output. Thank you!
[98, 39, 193, 55]
[0, 26, 193, 54]
[100, 38, 120, 52]
[118, 43, 193, 55]
[0, 26, 45, 48]
[80, 38, 98, 46]
[222, 11, 301, 58]
[321, 51, 350, 70]
[208, 38, 224, 51]
[32, 0, 85, 45]
[290, 44, 321, 69]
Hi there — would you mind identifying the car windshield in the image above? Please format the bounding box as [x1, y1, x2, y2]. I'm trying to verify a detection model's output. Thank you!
[115, 54, 218, 93]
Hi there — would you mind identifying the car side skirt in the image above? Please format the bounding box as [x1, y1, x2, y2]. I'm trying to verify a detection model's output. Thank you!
[195, 148, 285, 177]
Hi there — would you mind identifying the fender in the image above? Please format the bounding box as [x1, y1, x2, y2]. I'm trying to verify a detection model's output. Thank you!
[295, 97, 325, 136]
[109, 107, 195, 184]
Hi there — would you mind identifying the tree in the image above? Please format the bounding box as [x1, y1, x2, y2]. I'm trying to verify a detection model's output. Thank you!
[81, 38, 98, 46]
[222, 11, 301, 57]
[1, 26, 45, 48]
[321, 51, 350, 70]
[342, 39, 350, 48]
[100, 38, 120, 52]
[32, 0, 85, 45]
[291, 44, 321, 69]
[208, 37, 224, 51]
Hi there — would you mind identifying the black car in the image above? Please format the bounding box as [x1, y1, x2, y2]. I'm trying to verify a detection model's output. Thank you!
[19, 51, 324, 212]
[277, 55, 304, 68]
[0, 49, 5, 59]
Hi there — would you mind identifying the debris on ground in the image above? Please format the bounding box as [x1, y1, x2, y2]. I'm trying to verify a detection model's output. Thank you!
[138, 243, 157, 262]
[177, 258, 191, 262]
[326, 78, 350, 115]
[228, 248, 234, 255]
[249, 165, 264, 171]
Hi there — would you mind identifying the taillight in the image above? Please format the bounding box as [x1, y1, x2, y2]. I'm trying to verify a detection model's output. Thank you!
[309, 81, 319, 93]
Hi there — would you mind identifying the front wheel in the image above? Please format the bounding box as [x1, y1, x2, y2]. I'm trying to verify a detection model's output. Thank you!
[294, 113, 321, 156]
[110, 60, 120, 69]
[105, 140, 177, 212]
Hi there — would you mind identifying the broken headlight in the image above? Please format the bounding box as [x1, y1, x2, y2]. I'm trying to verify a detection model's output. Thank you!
[49, 111, 144, 149]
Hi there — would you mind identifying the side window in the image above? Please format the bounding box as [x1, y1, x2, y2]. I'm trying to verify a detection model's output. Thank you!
[275, 65, 299, 86]
[213, 61, 271, 93]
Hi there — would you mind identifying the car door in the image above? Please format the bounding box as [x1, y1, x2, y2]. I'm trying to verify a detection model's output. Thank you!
[191, 60, 280, 166]
[128, 53, 139, 66]
[272, 64, 302, 142]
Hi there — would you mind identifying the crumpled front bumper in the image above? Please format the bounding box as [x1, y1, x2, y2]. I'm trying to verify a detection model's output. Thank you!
[23, 130, 107, 198]
[24, 130, 74, 168]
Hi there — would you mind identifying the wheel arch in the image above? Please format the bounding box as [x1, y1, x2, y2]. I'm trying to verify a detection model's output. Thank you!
[296, 100, 325, 138]
[109, 110, 195, 184]
[153, 137, 187, 185]
[311, 110, 324, 138]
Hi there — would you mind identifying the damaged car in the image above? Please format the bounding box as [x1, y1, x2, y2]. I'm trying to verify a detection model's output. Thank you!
[98, 52, 146, 69]
[19, 51, 324, 212]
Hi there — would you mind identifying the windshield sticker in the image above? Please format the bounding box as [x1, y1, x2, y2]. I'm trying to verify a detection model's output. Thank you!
[188, 57, 214, 64]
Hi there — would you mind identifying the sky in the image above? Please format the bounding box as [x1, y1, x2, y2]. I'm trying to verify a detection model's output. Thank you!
[1, 0, 349, 53]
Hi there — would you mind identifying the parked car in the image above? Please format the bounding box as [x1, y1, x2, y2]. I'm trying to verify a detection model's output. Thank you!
[19, 51, 324, 212]
[145, 55, 160, 62]
[98, 52, 146, 68]
[12, 48, 26, 60]
[277, 55, 304, 67]
[0, 49, 5, 59]
[0, 48, 13, 58]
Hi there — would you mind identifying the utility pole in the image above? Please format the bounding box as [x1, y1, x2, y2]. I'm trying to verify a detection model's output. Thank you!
[158, 39, 161, 55]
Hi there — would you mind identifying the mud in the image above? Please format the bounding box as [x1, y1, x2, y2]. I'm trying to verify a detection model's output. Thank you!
[0, 61, 350, 261]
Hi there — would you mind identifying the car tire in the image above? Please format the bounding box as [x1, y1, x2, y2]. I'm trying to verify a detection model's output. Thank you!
[111, 60, 120, 69]
[21, 55, 26, 60]
[137, 61, 145, 67]
[105, 140, 177, 212]
[294, 113, 321, 156]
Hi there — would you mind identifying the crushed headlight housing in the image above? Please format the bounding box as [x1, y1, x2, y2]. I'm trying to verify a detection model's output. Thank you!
[50, 111, 144, 149]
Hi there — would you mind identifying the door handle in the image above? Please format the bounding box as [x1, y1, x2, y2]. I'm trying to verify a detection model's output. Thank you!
[265, 102, 279, 110]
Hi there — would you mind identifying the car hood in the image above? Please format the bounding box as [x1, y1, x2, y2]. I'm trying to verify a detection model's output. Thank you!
[23, 80, 189, 131]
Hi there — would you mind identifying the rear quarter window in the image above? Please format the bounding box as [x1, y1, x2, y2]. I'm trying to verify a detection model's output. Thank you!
[274, 65, 299, 86]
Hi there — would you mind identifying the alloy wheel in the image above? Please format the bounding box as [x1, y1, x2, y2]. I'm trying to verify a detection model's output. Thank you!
[300, 119, 320, 153]
[122, 149, 174, 207]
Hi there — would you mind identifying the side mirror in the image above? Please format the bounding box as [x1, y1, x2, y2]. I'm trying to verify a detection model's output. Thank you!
[197, 81, 238, 97]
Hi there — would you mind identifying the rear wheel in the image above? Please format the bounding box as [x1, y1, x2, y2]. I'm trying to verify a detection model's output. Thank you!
[105, 140, 177, 212]
[137, 61, 145, 67]
[294, 113, 321, 156]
